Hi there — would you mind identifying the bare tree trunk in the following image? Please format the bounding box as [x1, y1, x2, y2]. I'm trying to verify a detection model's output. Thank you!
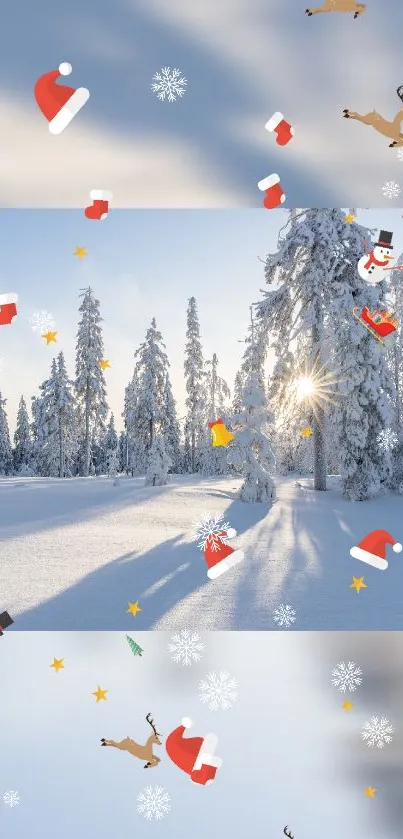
[312, 406, 326, 490]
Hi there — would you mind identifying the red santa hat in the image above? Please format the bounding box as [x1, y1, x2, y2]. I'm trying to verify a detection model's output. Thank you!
[165, 719, 222, 786]
[350, 529, 402, 571]
[34, 63, 90, 134]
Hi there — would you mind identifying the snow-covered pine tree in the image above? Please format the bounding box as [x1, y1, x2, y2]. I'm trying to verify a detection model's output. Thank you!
[118, 430, 128, 474]
[32, 353, 77, 477]
[0, 391, 13, 475]
[232, 371, 244, 417]
[183, 297, 206, 473]
[202, 353, 231, 475]
[145, 434, 172, 486]
[132, 318, 170, 468]
[75, 287, 108, 477]
[161, 372, 182, 472]
[386, 250, 403, 491]
[101, 413, 119, 473]
[326, 216, 394, 500]
[227, 313, 276, 502]
[13, 395, 34, 474]
[122, 372, 145, 475]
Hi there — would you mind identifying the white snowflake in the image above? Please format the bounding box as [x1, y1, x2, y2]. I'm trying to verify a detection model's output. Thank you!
[192, 512, 231, 551]
[273, 604, 297, 629]
[137, 786, 171, 821]
[3, 790, 20, 808]
[29, 309, 55, 334]
[377, 428, 398, 452]
[331, 661, 363, 693]
[361, 716, 394, 749]
[199, 671, 238, 711]
[168, 629, 204, 666]
[381, 180, 401, 200]
[151, 67, 187, 102]
[396, 147, 403, 162]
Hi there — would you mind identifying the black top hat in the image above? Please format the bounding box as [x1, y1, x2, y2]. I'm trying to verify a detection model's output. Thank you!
[375, 230, 393, 249]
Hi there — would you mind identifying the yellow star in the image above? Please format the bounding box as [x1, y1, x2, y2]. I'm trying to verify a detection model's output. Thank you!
[74, 246, 87, 259]
[127, 601, 142, 616]
[350, 576, 368, 593]
[42, 330, 58, 345]
[50, 657, 65, 672]
[300, 426, 313, 438]
[92, 686, 108, 703]
[344, 213, 355, 224]
[342, 700, 353, 711]
[365, 786, 377, 798]
[100, 359, 110, 370]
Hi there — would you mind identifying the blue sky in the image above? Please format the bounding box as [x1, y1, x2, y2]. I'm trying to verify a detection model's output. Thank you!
[1, 631, 401, 839]
[2, 0, 403, 207]
[1, 208, 403, 436]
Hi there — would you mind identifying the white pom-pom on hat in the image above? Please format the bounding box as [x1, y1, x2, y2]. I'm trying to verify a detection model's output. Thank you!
[393, 542, 402, 552]
[225, 527, 237, 539]
[59, 63, 72, 76]
[182, 717, 192, 728]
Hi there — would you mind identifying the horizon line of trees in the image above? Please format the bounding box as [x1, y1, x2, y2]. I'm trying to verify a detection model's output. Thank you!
[1, 209, 402, 502]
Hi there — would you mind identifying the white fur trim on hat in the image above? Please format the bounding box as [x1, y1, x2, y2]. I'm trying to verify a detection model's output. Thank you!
[193, 733, 220, 771]
[258, 173, 280, 191]
[265, 112, 283, 132]
[49, 86, 90, 135]
[207, 548, 244, 580]
[0, 293, 18, 305]
[90, 190, 113, 201]
[393, 542, 402, 552]
[59, 62, 72, 76]
[350, 545, 388, 571]
[181, 717, 192, 728]
[225, 527, 237, 539]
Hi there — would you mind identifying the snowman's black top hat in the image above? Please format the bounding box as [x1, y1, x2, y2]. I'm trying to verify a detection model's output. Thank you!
[375, 230, 393, 249]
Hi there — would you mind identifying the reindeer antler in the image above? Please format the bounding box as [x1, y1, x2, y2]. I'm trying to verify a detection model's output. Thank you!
[146, 713, 161, 737]
[284, 828, 294, 839]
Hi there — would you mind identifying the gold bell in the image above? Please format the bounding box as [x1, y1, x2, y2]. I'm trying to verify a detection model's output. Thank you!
[208, 418, 235, 447]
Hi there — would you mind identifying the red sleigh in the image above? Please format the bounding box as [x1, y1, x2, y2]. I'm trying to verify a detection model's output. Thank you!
[352, 306, 398, 346]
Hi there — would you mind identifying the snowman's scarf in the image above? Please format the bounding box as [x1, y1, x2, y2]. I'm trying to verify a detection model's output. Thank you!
[364, 251, 390, 270]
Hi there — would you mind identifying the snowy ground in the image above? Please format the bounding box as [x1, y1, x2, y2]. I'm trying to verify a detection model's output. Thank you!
[1, 474, 403, 630]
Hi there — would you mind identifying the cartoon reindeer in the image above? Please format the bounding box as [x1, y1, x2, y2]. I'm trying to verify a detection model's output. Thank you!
[101, 713, 162, 768]
[305, 1, 366, 17]
[343, 89, 403, 148]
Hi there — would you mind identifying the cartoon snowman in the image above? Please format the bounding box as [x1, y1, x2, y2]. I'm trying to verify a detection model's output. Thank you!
[357, 230, 395, 284]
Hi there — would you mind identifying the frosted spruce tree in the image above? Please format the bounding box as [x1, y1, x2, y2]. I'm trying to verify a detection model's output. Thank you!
[32, 353, 77, 477]
[227, 313, 276, 502]
[145, 434, 172, 486]
[255, 208, 388, 495]
[13, 395, 34, 474]
[326, 217, 394, 500]
[202, 353, 231, 475]
[183, 297, 206, 473]
[161, 373, 182, 472]
[0, 391, 13, 475]
[102, 414, 119, 480]
[132, 318, 170, 468]
[122, 372, 145, 475]
[386, 250, 403, 491]
[75, 287, 108, 477]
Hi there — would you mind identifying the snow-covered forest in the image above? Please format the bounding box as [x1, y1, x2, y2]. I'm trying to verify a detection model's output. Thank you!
[1, 209, 402, 503]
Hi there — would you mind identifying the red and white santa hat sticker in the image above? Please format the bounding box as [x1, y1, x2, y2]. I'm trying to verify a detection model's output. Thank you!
[165, 718, 223, 786]
[350, 529, 402, 571]
[0, 293, 18, 326]
[34, 63, 90, 134]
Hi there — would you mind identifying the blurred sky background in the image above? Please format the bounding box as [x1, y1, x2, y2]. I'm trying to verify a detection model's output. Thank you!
[1, 631, 402, 839]
[1, 208, 403, 436]
[1, 0, 403, 207]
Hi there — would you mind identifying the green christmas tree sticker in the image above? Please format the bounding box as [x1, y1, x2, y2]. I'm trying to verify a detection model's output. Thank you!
[126, 635, 144, 657]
